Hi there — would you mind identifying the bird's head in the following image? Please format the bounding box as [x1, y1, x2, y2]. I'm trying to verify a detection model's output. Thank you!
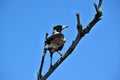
[53, 25, 69, 34]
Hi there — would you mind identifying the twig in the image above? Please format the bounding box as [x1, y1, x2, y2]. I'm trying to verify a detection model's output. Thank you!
[37, 33, 48, 80]
[39, 0, 103, 80]
[83, 0, 103, 34]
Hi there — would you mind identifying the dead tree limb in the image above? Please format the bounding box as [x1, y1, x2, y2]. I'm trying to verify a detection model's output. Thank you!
[37, 33, 48, 80]
[38, 0, 103, 80]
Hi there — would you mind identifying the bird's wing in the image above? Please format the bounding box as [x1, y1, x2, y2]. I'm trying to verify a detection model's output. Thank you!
[51, 34, 65, 51]
[46, 35, 54, 44]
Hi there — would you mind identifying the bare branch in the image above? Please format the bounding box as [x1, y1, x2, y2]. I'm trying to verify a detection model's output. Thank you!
[40, 13, 83, 80]
[83, 0, 103, 34]
[94, 0, 102, 14]
[38, 0, 103, 80]
[98, 0, 102, 8]
[37, 33, 48, 80]
[76, 13, 82, 32]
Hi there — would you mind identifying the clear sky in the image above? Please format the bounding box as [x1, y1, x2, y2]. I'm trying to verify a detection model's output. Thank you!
[1, 0, 120, 80]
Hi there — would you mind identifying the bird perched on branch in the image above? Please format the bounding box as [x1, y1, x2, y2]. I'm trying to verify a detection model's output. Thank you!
[46, 25, 68, 68]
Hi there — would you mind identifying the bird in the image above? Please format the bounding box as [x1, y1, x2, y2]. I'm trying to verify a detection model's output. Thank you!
[46, 25, 68, 68]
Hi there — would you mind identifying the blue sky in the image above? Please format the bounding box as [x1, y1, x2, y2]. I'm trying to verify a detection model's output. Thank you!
[0, 0, 120, 80]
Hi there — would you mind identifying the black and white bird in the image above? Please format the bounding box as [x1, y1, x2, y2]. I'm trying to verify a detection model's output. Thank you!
[46, 25, 68, 68]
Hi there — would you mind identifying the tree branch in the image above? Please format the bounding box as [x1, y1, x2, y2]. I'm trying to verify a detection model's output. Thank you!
[37, 33, 48, 80]
[82, 0, 102, 34]
[38, 0, 103, 80]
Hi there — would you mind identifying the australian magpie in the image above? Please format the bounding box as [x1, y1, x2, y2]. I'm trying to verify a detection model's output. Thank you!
[46, 25, 68, 68]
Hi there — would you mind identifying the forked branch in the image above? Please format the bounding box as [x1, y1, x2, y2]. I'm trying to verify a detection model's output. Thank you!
[38, 0, 103, 80]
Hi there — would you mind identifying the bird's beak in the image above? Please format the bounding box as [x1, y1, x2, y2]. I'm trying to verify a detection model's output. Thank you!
[62, 25, 69, 30]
